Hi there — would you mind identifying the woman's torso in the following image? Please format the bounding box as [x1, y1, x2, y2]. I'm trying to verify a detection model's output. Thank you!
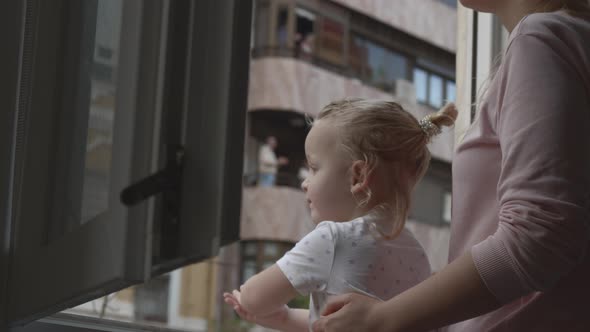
[447, 10, 590, 332]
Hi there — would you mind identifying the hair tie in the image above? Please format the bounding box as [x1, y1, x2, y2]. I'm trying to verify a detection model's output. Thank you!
[419, 116, 442, 140]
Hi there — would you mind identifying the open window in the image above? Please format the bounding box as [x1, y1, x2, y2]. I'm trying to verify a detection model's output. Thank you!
[3, 0, 252, 328]
[455, 6, 507, 137]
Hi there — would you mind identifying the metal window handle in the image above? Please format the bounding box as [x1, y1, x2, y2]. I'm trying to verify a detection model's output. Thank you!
[120, 144, 184, 207]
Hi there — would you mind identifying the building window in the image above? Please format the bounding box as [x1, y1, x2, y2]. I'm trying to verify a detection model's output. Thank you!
[351, 35, 408, 93]
[446, 80, 456, 103]
[253, 0, 270, 49]
[429, 74, 444, 108]
[295, 7, 315, 59]
[276, 5, 289, 48]
[317, 16, 345, 66]
[413, 67, 455, 108]
[240, 241, 293, 283]
[413, 68, 428, 103]
[439, 0, 457, 8]
[442, 191, 452, 224]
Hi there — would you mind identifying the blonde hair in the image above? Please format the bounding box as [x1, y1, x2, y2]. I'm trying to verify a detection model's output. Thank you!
[315, 98, 457, 239]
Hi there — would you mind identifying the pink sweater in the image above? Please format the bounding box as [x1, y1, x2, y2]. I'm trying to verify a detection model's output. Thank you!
[446, 11, 590, 331]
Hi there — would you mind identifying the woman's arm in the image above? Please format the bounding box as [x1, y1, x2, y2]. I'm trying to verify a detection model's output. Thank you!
[312, 251, 500, 332]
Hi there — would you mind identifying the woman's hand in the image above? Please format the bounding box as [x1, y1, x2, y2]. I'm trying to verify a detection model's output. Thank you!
[311, 293, 387, 332]
[223, 290, 289, 328]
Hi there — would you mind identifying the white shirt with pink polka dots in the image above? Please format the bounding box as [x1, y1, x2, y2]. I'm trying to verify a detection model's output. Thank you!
[276, 215, 431, 329]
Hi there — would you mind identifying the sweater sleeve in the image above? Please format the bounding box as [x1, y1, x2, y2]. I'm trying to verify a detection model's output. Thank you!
[471, 32, 590, 303]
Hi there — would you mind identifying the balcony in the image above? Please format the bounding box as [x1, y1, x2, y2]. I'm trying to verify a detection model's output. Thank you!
[240, 185, 314, 243]
[248, 56, 455, 162]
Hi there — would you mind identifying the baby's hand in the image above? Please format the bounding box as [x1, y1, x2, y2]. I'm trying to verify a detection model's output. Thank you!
[223, 290, 290, 328]
[223, 290, 256, 322]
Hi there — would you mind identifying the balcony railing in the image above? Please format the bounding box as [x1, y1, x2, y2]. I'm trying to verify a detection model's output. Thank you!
[240, 185, 314, 243]
[251, 45, 354, 80]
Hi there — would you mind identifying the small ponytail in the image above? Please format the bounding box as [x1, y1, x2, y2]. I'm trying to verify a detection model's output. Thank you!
[419, 103, 458, 141]
[430, 102, 458, 128]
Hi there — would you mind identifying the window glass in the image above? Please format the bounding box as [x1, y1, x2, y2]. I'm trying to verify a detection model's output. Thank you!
[413, 68, 428, 103]
[429, 74, 444, 108]
[242, 261, 258, 282]
[45, 0, 123, 242]
[349, 35, 368, 78]
[318, 17, 344, 65]
[443, 191, 452, 223]
[244, 242, 258, 256]
[264, 242, 279, 257]
[276, 5, 289, 48]
[351, 36, 407, 92]
[295, 7, 315, 58]
[446, 80, 456, 103]
[439, 0, 457, 8]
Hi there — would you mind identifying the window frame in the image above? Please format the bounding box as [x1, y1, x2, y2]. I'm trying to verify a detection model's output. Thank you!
[0, 0, 24, 329]
[349, 32, 411, 92]
[1, 0, 253, 329]
[294, 5, 317, 58]
[6, 0, 160, 325]
[413, 65, 456, 109]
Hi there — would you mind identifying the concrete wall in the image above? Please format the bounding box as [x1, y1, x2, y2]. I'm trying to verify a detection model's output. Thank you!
[330, 0, 457, 52]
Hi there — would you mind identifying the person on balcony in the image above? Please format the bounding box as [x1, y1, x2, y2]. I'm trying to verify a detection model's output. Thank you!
[258, 136, 289, 187]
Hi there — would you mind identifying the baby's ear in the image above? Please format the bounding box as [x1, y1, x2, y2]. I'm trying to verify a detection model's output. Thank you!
[350, 160, 370, 194]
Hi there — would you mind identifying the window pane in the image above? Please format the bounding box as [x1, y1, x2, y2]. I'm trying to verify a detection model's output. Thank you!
[244, 242, 258, 256]
[443, 191, 452, 223]
[388, 51, 408, 84]
[295, 7, 315, 58]
[276, 5, 289, 48]
[352, 36, 407, 92]
[253, 0, 270, 48]
[439, 0, 457, 8]
[46, 0, 123, 242]
[242, 261, 258, 282]
[81, 0, 122, 224]
[318, 17, 344, 65]
[366, 41, 388, 89]
[350, 35, 368, 78]
[429, 74, 443, 108]
[413, 68, 428, 103]
[263, 242, 279, 257]
[446, 80, 456, 103]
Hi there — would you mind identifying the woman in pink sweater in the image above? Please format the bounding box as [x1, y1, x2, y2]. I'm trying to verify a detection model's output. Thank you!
[312, 0, 590, 331]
